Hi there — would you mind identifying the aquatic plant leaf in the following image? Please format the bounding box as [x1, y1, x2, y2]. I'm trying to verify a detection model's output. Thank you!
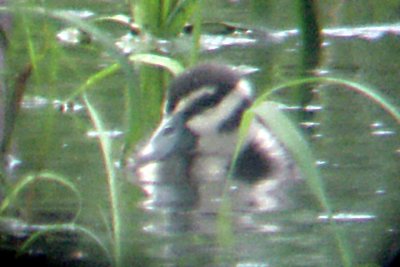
[188, 0, 202, 66]
[252, 101, 352, 267]
[260, 77, 400, 124]
[129, 53, 184, 76]
[83, 93, 122, 266]
[0, 171, 82, 221]
[166, 0, 198, 36]
[216, 198, 235, 266]
[226, 108, 254, 181]
[18, 223, 111, 264]
[66, 63, 121, 101]
[253, 102, 323, 196]
[133, 0, 162, 35]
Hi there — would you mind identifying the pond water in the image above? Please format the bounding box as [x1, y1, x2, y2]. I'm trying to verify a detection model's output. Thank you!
[0, 1, 399, 266]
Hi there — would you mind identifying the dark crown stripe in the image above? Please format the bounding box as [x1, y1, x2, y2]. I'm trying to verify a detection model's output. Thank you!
[166, 64, 241, 114]
[181, 82, 235, 119]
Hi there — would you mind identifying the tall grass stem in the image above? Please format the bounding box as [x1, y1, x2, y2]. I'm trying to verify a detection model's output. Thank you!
[83, 94, 122, 267]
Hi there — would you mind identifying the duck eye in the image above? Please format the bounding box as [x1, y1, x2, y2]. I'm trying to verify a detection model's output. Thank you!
[162, 126, 175, 136]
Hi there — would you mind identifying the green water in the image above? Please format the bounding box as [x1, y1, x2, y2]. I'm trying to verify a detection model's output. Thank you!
[0, 1, 399, 266]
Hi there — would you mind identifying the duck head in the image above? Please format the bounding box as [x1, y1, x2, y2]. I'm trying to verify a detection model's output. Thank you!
[135, 63, 253, 166]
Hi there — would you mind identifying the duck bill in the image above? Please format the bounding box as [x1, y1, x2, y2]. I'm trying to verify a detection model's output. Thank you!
[135, 114, 195, 165]
[135, 132, 173, 164]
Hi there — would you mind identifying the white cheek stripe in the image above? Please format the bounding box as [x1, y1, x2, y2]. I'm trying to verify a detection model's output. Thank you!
[186, 79, 253, 134]
[236, 79, 253, 99]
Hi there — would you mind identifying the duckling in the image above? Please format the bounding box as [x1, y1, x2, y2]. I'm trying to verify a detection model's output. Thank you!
[132, 63, 300, 214]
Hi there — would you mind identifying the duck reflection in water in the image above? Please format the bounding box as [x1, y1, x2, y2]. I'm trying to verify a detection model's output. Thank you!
[130, 63, 301, 234]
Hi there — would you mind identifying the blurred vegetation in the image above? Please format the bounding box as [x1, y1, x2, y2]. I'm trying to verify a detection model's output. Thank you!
[0, 0, 398, 266]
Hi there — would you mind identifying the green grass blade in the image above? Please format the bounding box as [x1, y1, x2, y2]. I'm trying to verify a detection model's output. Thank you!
[19, 223, 112, 264]
[0, 171, 82, 221]
[216, 198, 235, 266]
[82, 93, 121, 267]
[253, 101, 352, 267]
[66, 63, 121, 102]
[257, 77, 400, 124]
[166, 0, 198, 36]
[253, 102, 326, 206]
[134, 0, 162, 36]
[129, 53, 184, 75]
[189, 0, 202, 66]
[226, 109, 253, 181]
[227, 98, 353, 266]
[231, 101, 328, 211]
